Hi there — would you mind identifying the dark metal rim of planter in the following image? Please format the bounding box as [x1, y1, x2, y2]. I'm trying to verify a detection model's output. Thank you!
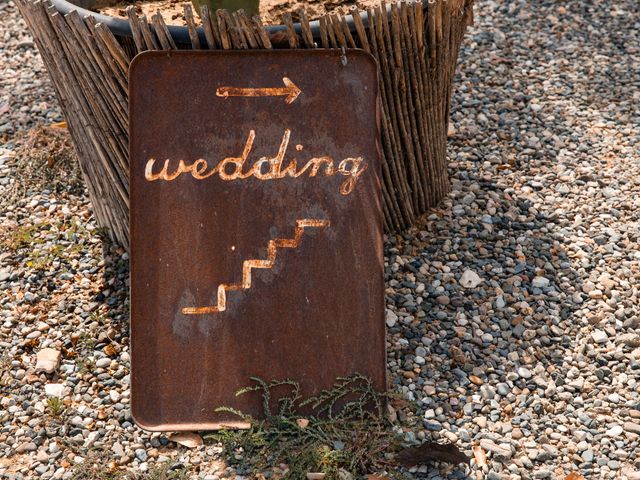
[50, 0, 423, 45]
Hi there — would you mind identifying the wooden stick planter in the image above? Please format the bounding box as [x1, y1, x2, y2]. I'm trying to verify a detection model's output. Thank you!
[16, 0, 473, 248]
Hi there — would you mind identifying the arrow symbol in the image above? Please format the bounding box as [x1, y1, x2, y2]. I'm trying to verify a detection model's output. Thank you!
[216, 77, 302, 104]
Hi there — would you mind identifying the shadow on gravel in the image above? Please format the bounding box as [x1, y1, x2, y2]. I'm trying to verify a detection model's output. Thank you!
[96, 236, 130, 325]
[381, 0, 640, 476]
[384, 166, 587, 477]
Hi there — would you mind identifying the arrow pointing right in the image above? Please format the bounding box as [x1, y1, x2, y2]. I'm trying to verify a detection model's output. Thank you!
[216, 76, 302, 104]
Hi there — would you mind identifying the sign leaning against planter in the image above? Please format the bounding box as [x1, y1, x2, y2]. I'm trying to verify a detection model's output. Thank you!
[15, 0, 474, 248]
[129, 49, 386, 430]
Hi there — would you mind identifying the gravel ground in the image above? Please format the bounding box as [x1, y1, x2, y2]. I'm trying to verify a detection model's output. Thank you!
[1, 0, 639, 479]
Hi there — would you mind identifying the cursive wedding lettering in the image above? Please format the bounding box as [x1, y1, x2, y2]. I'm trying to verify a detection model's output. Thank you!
[144, 129, 367, 195]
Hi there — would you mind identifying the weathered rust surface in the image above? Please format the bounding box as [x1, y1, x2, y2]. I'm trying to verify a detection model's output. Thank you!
[129, 50, 385, 431]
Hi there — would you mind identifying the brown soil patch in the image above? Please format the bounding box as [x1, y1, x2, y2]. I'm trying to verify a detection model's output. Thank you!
[100, 0, 378, 26]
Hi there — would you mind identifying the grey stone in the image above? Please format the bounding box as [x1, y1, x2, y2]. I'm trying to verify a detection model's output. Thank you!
[618, 333, 640, 347]
[531, 277, 550, 288]
[534, 471, 552, 479]
[623, 422, 640, 435]
[479, 439, 512, 459]
[95, 358, 111, 369]
[135, 448, 148, 462]
[385, 309, 398, 328]
[497, 383, 510, 396]
[582, 449, 594, 463]
[591, 330, 608, 344]
[459, 269, 482, 288]
[517, 367, 532, 380]
[606, 425, 623, 437]
[35, 349, 61, 374]
[44, 383, 65, 398]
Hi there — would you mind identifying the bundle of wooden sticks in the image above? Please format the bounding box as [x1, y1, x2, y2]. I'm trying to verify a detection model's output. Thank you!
[16, 0, 474, 247]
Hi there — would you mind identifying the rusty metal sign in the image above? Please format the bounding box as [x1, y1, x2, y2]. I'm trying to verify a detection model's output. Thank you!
[129, 50, 385, 430]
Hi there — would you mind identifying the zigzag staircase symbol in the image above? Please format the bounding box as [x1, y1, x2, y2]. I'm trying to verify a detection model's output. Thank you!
[182, 219, 330, 315]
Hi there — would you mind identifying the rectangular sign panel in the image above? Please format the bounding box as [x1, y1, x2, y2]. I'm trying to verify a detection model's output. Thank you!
[129, 50, 385, 430]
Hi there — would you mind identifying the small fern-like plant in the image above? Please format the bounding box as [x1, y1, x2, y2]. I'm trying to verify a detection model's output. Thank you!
[47, 397, 65, 417]
[209, 374, 401, 479]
